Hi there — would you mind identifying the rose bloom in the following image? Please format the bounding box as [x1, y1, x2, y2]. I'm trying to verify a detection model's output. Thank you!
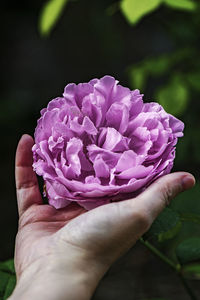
[32, 76, 184, 210]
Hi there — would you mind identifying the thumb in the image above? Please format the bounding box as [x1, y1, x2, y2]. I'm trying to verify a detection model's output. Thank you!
[103, 172, 195, 259]
[128, 172, 195, 226]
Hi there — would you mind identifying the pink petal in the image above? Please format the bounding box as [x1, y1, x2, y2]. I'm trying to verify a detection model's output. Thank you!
[106, 103, 129, 134]
[66, 138, 82, 176]
[117, 165, 154, 179]
[115, 150, 145, 172]
[93, 155, 110, 178]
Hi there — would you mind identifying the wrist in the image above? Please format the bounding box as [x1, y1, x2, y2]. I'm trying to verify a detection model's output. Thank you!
[9, 250, 108, 300]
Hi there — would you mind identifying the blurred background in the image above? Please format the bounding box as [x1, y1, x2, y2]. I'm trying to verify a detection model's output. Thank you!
[0, 0, 200, 299]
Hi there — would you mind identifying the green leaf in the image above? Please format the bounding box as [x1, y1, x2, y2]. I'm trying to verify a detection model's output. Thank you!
[39, 0, 68, 36]
[144, 55, 170, 77]
[0, 259, 15, 273]
[182, 263, 200, 280]
[180, 213, 200, 226]
[129, 66, 147, 90]
[176, 237, 200, 264]
[164, 0, 196, 11]
[128, 55, 170, 90]
[120, 0, 162, 25]
[155, 74, 189, 116]
[145, 208, 182, 242]
[186, 72, 200, 92]
[0, 259, 16, 300]
[170, 184, 200, 215]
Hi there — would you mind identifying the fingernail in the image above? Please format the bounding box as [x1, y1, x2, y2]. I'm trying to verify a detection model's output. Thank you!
[182, 175, 195, 190]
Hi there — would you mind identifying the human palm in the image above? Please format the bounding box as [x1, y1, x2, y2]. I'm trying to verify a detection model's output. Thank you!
[15, 202, 87, 276]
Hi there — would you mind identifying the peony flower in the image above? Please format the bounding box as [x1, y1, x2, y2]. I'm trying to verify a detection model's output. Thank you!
[32, 76, 184, 210]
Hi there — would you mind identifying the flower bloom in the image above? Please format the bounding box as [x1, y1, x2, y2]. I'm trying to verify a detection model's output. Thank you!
[32, 76, 184, 210]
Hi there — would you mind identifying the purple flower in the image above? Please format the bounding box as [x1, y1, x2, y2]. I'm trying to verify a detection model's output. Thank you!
[32, 76, 184, 210]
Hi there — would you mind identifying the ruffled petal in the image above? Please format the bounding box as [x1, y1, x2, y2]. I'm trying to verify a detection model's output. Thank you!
[66, 138, 82, 176]
[117, 165, 154, 180]
[106, 103, 129, 134]
[87, 144, 120, 168]
[82, 116, 98, 135]
[169, 114, 184, 137]
[90, 75, 117, 100]
[129, 90, 143, 117]
[82, 95, 103, 127]
[115, 150, 145, 172]
[93, 155, 110, 178]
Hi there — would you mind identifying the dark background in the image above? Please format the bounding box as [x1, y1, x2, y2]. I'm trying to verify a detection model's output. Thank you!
[1, 1, 200, 299]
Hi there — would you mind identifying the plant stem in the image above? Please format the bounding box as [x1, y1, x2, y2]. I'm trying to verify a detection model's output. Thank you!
[178, 273, 197, 300]
[139, 238, 197, 300]
[139, 237, 180, 271]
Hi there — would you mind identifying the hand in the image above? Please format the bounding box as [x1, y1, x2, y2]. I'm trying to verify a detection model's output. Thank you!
[9, 134, 195, 300]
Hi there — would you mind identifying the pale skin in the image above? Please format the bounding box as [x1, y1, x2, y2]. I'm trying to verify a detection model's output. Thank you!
[9, 134, 195, 300]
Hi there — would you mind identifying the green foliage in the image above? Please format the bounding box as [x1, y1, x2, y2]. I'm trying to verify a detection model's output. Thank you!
[164, 0, 197, 11]
[120, 0, 162, 25]
[38, 0, 198, 36]
[180, 213, 200, 226]
[120, 0, 196, 25]
[186, 71, 200, 92]
[39, 0, 68, 36]
[129, 66, 147, 91]
[176, 237, 200, 265]
[129, 55, 170, 90]
[128, 48, 192, 92]
[170, 185, 200, 215]
[155, 74, 189, 116]
[182, 263, 200, 280]
[0, 260, 16, 300]
[145, 208, 182, 242]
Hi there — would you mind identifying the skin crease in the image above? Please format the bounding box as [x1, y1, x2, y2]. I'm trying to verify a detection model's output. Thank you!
[9, 134, 195, 300]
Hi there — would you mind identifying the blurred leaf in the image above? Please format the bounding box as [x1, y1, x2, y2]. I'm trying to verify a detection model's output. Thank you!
[129, 55, 170, 90]
[120, 0, 162, 25]
[129, 66, 147, 90]
[106, 2, 120, 16]
[128, 48, 194, 90]
[39, 0, 68, 36]
[180, 213, 200, 225]
[186, 72, 200, 91]
[0, 260, 15, 273]
[170, 184, 200, 215]
[176, 237, 200, 264]
[145, 208, 182, 242]
[192, 128, 200, 164]
[144, 55, 170, 76]
[164, 0, 196, 11]
[0, 259, 16, 300]
[155, 74, 189, 116]
[182, 263, 200, 280]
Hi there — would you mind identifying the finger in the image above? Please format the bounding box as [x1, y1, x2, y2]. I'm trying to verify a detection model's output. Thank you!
[121, 172, 195, 229]
[15, 134, 42, 217]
